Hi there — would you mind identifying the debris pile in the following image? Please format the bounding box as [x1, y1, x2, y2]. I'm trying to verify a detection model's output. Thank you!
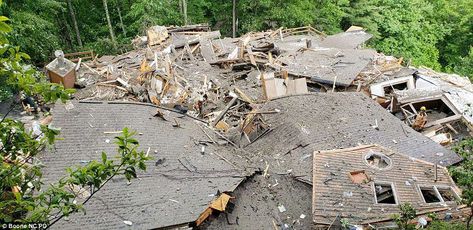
[37, 23, 473, 229]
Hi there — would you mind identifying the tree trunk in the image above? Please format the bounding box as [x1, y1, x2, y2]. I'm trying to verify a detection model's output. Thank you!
[58, 11, 74, 50]
[116, 3, 126, 37]
[179, 0, 183, 14]
[66, 0, 82, 48]
[232, 0, 236, 38]
[102, 0, 117, 48]
[467, 205, 473, 230]
[182, 0, 188, 25]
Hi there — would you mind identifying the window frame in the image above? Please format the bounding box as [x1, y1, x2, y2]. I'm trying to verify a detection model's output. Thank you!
[372, 181, 398, 205]
[417, 185, 459, 204]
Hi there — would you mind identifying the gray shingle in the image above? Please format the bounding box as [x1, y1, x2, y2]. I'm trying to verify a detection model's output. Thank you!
[245, 92, 461, 183]
[40, 102, 245, 229]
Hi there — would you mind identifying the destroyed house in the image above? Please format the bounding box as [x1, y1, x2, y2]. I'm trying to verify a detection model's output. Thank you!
[312, 144, 464, 227]
[37, 22, 473, 229]
[203, 92, 463, 229]
[243, 92, 462, 185]
[394, 72, 473, 128]
[41, 102, 246, 229]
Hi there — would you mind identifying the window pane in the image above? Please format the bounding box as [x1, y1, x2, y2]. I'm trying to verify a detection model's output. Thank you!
[420, 187, 441, 203]
[374, 183, 396, 204]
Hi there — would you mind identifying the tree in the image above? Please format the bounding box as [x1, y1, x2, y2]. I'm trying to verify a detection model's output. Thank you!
[0, 6, 150, 226]
[343, 0, 448, 70]
[66, 0, 82, 48]
[181, 0, 188, 25]
[1, 0, 66, 63]
[232, 0, 236, 38]
[450, 138, 473, 229]
[454, 47, 473, 80]
[102, 0, 116, 48]
[393, 203, 417, 230]
[115, 0, 126, 37]
[127, 0, 181, 34]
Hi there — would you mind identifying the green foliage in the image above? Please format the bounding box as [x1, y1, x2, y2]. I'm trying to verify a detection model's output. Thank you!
[0, 9, 150, 226]
[0, 12, 74, 103]
[344, 0, 448, 69]
[450, 138, 473, 205]
[449, 138, 473, 228]
[426, 220, 467, 230]
[1, 0, 472, 79]
[1, 127, 151, 225]
[454, 47, 473, 80]
[127, 0, 182, 34]
[2, 0, 65, 63]
[0, 118, 62, 222]
[392, 203, 417, 230]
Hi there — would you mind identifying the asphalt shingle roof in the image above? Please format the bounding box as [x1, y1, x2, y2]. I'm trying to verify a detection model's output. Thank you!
[40, 101, 245, 229]
[244, 93, 462, 183]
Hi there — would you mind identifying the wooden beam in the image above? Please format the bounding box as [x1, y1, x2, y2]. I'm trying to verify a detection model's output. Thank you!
[211, 97, 238, 127]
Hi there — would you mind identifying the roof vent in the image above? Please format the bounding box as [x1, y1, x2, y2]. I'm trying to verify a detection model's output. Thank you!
[364, 151, 392, 170]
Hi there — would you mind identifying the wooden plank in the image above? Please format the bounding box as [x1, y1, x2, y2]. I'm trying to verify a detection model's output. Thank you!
[211, 97, 238, 127]
[199, 38, 217, 62]
[234, 87, 255, 104]
[425, 114, 462, 128]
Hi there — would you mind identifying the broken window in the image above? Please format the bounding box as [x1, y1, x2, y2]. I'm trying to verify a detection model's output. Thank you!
[374, 182, 397, 204]
[420, 187, 441, 203]
[437, 187, 457, 202]
[420, 186, 458, 203]
[364, 152, 392, 170]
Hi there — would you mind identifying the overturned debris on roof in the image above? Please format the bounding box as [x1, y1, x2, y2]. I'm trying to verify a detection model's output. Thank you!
[312, 144, 466, 227]
[279, 48, 377, 87]
[319, 28, 373, 49]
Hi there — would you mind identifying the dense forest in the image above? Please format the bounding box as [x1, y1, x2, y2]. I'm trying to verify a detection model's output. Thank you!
[1, 0, 472, 79]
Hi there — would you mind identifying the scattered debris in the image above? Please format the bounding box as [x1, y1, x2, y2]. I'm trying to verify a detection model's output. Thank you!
[31, 23, 473, 229]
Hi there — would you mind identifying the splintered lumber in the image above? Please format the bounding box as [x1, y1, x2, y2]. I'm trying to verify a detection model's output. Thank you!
[211, 97, 238, 127]
[234, 87, 255, 104]
[116, 77, 130, 88]
[96, 83, 128, 92]
[167, 23, 210, 33]
[65, 50, 94, 62]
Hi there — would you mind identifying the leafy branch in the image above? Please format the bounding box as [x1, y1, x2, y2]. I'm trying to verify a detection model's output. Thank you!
[1, 127, 150, 226]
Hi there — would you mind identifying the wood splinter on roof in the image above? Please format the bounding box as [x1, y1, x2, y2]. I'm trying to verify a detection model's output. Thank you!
[193, 192, 235, 227]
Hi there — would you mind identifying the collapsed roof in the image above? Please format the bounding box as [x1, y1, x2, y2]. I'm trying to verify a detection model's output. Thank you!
[39, 23, 472, 229]
[41, 102, 246, 229]
[241, 93, 462, 184]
